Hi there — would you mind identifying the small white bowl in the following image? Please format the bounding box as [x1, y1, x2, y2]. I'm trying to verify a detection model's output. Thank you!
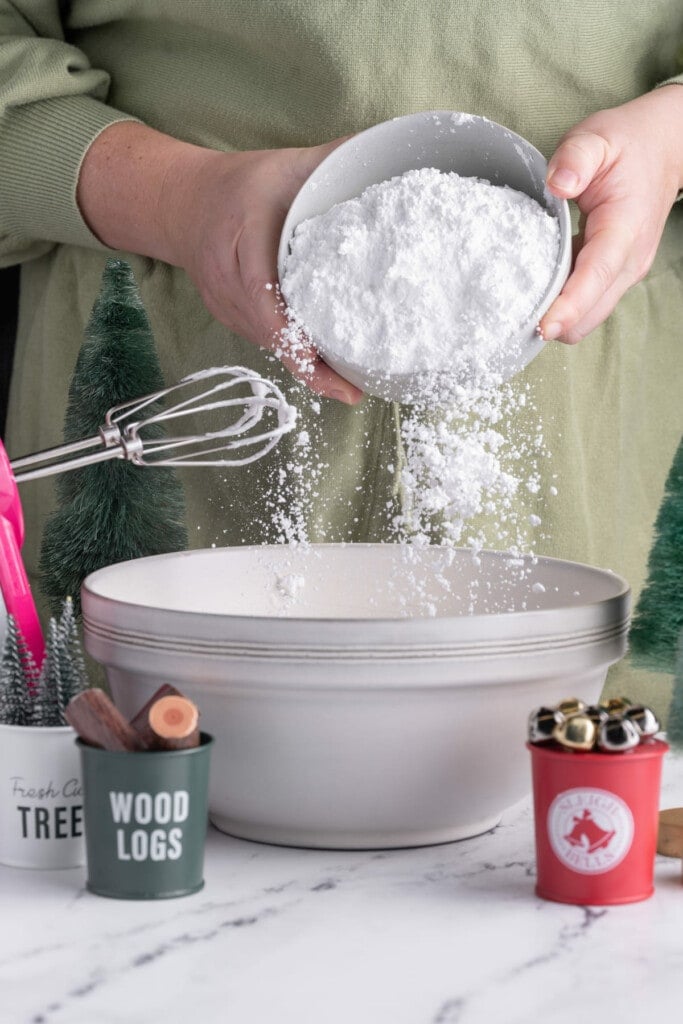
[278, 111, 571, 401]
[82, 545, 629, 850]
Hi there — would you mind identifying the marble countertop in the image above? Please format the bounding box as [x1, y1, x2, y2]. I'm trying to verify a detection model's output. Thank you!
[3, 750, 683, 1024]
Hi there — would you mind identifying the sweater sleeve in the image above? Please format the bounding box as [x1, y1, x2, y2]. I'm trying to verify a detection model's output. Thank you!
[0, 2, 140, 266]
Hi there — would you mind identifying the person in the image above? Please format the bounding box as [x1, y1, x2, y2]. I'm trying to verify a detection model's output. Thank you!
[0, 2, 681, 714]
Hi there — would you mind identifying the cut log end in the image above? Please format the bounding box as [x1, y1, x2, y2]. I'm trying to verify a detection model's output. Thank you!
[149, 695, 199, 739]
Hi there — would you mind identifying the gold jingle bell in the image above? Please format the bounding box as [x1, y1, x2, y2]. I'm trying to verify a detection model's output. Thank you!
[597, 716, 641, 753]
[555, 698, 586, 717]
[599, 696, 632, 715]
[553, 712, 596, 751]
[623, 704, 660, 738]
[528, 706, 563, 743]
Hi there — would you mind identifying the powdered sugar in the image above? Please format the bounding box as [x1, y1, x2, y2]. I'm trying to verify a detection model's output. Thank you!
[282, 168, 559, 389]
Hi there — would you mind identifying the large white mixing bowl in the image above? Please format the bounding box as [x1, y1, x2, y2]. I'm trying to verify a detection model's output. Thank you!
[82, 545, 629, 849]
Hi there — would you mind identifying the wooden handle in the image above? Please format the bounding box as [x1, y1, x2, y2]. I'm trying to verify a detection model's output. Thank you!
[65, 689, 148, 752]
[148, 695, 200, 750]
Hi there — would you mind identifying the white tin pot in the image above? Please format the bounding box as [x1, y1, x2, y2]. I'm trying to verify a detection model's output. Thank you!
[0, 723, 85, 869]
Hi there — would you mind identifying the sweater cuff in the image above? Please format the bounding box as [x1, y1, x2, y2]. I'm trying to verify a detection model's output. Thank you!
[0, 93, 140, 252]
[656, 75, 683, 89]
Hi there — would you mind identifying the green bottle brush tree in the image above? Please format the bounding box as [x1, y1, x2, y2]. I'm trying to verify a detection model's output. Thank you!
[629, 435, 683, 743]
[39, 258, 188, 618]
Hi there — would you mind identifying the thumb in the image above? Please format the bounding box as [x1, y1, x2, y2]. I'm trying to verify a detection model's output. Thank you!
[281, 134, 355, 207]
[546, 131, 611, 198]
[292, 133, 354, 182]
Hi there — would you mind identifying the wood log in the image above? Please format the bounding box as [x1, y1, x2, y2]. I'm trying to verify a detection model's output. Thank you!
[147, 695, 200, 750]
[65, 689, 148, 752]
[657, 807, 683, 858]
[129, 683, 182, 747]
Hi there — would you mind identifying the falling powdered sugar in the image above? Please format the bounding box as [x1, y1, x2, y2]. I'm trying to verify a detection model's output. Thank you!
[274, 168, 561, 611]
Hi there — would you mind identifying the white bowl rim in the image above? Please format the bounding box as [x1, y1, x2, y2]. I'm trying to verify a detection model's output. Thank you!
[81, 543, 630, 631]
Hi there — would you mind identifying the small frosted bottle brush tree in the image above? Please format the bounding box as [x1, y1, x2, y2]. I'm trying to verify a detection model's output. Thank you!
[39, 258, 188, 618]
[0, 599, 88, 726]
[0, 615, 34, 725]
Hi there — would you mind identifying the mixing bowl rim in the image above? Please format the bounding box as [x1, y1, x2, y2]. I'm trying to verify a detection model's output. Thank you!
[81, 543, 630, 630]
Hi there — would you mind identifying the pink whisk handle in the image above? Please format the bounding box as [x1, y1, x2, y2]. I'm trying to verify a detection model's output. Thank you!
[0, 439, 45, 672]
[0, 516, 45, 673]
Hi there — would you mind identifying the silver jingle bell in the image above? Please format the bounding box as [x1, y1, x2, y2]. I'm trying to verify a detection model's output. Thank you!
[597, 716, 641, 753]
[623, 704, 660, 738]
[528, 706, 563, 743]
[584, 704, 610, 728]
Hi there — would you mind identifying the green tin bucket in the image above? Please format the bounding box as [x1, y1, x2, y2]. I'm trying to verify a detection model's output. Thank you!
[78, 733, 213, 899]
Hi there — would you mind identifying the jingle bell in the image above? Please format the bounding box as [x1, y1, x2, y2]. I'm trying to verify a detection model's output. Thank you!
[555, 698, 586, 717]
[528, 706, 563, 743]
[583, 704, 609, 728]
[623, 704, 660, 738]
[597, 716, 641, 753]
[599, 696, 632, 715]
[553, 712, 596, 751]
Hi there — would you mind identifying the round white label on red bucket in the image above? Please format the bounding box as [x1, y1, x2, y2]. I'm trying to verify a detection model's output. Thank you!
[546, 787, 634, 875]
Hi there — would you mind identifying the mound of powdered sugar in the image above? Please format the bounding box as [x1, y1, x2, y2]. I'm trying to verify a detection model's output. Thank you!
[281, 167, 560, 384]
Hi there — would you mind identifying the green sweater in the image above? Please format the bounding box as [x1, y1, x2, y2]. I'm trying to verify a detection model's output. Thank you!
[0, 1, 682, 711]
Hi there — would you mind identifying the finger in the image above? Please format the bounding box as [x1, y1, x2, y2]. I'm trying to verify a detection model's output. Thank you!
[546, 130, 611, 199]
[236, 222, 363, 404]
[571, 210, 587, 263]
[295, 351, 366, 402]
[539, 206, 633, 341]
[287, 134, 353, 194]
[275, 135, 355, 212]
[559, 268, 633, 344]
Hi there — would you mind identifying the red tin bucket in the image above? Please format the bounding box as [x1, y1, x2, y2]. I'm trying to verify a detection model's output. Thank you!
[527, 739, 668, 905]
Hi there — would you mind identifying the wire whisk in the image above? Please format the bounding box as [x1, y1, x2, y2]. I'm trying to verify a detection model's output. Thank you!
[10, 366, 298, 483]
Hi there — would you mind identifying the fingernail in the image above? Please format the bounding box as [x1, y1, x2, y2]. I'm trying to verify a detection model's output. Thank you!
[330, 388, 352, 403]
[547, 167, 579, 192]
[541, 321, 562, 341]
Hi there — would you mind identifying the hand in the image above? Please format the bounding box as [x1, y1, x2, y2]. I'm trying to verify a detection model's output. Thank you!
[78, 124, 362, 403]
[539, 85, 683, 345]
[173, 140, 363, 403]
